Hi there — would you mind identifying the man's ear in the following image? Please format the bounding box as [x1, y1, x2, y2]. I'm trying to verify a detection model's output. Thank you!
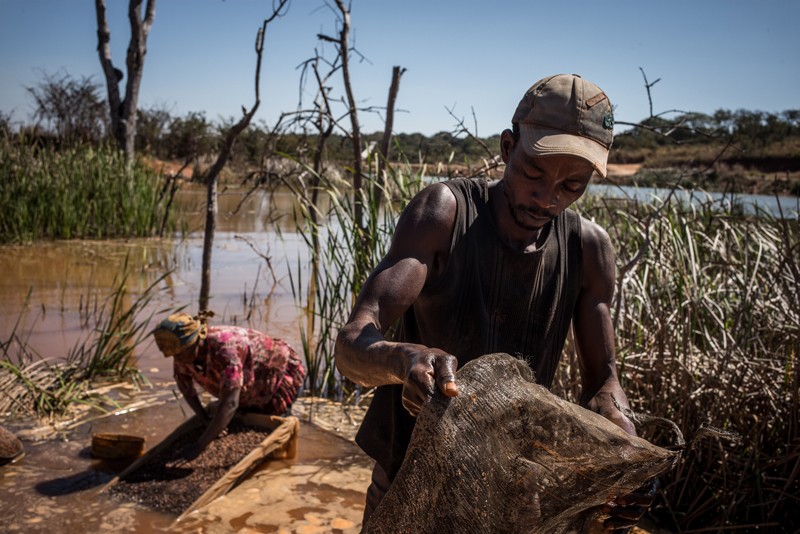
[500, 129, 516, 164]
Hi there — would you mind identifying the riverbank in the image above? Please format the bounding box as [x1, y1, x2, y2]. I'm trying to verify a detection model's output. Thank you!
[144, 153, 800, 199]
[390, 160, 800, 197]
[0, 389, 372, 533]
[0, 389, 666, 533]
[606, 163, 800, 197]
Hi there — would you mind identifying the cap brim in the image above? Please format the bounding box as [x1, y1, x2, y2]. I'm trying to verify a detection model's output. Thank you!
[519, 124, 608, 178]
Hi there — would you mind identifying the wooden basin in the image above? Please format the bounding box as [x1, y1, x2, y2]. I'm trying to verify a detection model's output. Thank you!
[91, 432, 145, 460]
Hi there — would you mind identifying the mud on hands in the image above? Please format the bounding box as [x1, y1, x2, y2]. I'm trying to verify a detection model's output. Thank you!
[400, 347, 459, 417]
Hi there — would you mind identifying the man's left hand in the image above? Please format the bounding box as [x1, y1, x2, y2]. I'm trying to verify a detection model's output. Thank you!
[602, 478, 660, 532]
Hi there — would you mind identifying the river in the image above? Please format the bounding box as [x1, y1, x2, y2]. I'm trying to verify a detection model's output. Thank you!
[0, 186, 312, 384]
[587, 183, 800, 218]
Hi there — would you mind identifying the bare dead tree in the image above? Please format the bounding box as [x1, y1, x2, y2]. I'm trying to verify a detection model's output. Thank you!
[316, 0, 377, 286]
[25, 71, 108, 144]
[95, 0, 155, 163]
[375, 65, 407, 201]
[318, 3, 365, 215]
[198, 1, 289, 312]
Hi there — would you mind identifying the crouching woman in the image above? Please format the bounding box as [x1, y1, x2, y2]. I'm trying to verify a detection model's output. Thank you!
[152, 312, 305, 460]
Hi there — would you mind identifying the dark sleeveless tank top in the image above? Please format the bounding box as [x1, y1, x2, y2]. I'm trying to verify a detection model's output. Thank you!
[355, 177, 584, 479]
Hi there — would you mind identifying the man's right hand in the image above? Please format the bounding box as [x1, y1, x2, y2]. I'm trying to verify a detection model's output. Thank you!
[400, 347, 459, 416]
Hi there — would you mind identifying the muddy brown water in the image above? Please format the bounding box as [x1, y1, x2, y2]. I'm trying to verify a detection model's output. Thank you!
[0, 187, 310, 372]
[0, 186, 366, 533]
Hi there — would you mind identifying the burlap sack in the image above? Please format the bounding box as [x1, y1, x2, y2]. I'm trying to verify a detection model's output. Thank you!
[363, 353, 678, 534]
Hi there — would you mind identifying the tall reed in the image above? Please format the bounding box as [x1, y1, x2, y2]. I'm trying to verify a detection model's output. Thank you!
[554, 189, 800, 531]
[0, 137, 175, 243]
[285, 153, 426, 398]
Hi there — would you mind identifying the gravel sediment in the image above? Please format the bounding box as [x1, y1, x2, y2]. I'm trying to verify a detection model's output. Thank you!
[109, 420, 269, 515]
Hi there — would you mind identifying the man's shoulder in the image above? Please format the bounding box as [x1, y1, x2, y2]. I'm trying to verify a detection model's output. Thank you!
[573, 212, 611, 249]
[415, 180, 457, 203]
[403, 181, 458, 226]
[574, 213, 615, 286]
[389, 182, 458, 259]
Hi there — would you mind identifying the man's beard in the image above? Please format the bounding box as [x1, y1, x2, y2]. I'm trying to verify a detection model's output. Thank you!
[502, 182, 556, 231]
[506, 198, 556, 231]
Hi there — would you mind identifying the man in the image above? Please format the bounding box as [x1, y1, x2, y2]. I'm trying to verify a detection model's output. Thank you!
[152, 312, 305, 460]
[335, 74, 656, 530]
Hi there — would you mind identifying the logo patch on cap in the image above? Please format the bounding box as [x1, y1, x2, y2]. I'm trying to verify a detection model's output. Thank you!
[603, 112, 614, 130]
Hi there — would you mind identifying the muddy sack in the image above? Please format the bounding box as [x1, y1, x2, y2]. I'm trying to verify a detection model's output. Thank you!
[363, 353, 679, 534]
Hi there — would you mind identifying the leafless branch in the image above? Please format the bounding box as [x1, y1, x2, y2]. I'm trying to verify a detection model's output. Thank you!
[639, 66, 660, 119]
[199, 1, 289, 311]
[445, 104, 504, 178]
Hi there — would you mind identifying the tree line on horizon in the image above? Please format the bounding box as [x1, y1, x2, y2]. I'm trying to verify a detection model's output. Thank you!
[2, 71, 799, 177]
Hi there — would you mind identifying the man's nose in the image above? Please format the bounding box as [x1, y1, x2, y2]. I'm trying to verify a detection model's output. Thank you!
[531, 187, 558, 209]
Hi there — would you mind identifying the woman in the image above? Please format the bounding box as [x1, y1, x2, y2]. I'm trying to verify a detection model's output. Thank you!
[152, 312, 305, 460]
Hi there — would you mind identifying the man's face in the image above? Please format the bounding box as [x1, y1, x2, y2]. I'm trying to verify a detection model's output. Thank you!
[500, 131, 595, 231]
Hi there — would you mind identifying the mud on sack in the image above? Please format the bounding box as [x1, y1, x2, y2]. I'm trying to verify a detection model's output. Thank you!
[363, 353, 679, 534]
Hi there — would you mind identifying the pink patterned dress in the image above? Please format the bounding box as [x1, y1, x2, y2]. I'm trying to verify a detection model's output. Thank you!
[173, 325, 305, 415]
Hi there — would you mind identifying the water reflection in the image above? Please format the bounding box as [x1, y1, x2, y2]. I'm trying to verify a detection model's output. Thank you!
[174, 184, 333, 234]
[0, 186, 312, 383]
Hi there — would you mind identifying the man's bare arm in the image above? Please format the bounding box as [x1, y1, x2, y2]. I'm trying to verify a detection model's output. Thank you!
[573, 219, 635, 436]
[574, 219, 658, 532]
[335, 183, 460, 415]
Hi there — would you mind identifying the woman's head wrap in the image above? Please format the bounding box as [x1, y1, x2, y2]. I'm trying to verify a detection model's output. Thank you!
[152, 311, 213, 357]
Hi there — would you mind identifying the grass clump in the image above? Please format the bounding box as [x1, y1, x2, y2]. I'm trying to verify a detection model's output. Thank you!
[0, 259, 170, 420]
[0, 137, 176, 243]
[285, 153, 426, 399]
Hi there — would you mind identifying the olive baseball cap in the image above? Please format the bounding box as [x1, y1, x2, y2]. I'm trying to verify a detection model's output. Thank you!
[511, 74, 614, 177]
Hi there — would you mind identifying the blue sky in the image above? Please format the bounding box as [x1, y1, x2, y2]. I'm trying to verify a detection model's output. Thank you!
[1, 0, 798, 136]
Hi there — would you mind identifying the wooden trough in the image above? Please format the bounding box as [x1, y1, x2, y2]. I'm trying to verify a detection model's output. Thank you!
[99, 412, 299, 525]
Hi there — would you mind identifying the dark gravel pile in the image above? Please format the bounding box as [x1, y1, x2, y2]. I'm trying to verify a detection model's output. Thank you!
[108, 419, 269, 514]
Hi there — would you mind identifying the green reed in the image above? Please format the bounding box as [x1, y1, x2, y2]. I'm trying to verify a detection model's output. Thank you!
[554, 189, 800, 531]
[0, 137, 175, 243]
[284, 152, 426, 398]
[0, 258, 170, 419]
